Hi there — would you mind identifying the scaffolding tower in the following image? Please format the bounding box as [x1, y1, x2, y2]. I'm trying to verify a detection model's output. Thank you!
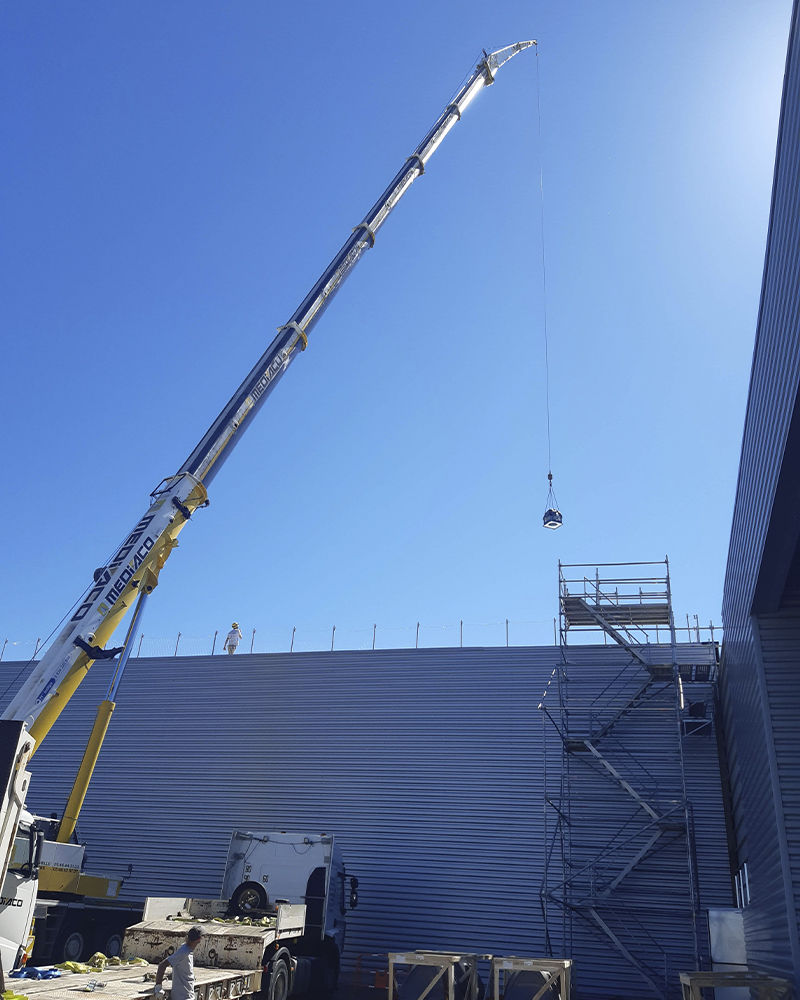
[540, 560, 718, 1000]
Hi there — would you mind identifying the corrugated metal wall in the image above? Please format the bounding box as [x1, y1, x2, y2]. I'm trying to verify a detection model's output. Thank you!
[719, 622, 799, 978]
[757, 612, 800, 930]
[719, 0, 800, 983]
[0, 647, 559, 971]
[0, 643, 729, 998]
[723, 0, 800, 623]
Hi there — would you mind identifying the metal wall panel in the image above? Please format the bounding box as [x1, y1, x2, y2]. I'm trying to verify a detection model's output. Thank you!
[719, 0, 800, 983]
[752, 614, 800, 958]
[723, 0, 800, 630]
[0, 643, 729, 999]
[718, 622, 798, 978]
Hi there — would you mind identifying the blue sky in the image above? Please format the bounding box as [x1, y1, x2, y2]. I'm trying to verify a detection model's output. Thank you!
[0, 1, 792, 656]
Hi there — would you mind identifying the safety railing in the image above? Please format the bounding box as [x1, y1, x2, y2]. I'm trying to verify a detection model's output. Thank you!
[1, 618, 561, 661]
[561, 621, 719, 646]
[1, 618, 723, 663]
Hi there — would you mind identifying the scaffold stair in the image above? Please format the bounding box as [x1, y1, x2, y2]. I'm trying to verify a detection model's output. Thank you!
[582, 740, 660, 820]
[544, 561, 706, 995]
[586, 907, 668, 1000]
[563, 597, 651, 664]
[591, 678, 662, 741]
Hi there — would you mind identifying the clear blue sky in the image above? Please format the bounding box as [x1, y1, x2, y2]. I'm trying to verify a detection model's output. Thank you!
[0, 1, 792, 655]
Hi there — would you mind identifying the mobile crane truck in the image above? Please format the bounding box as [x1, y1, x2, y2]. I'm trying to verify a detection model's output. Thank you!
[0, 39, 534, 990]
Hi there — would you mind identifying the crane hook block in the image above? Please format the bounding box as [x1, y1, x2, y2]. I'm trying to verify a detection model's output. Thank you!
[73, 637, 125, 661]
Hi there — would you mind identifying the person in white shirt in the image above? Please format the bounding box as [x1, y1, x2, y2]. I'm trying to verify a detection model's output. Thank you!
[153, 926, 203, 1000]
[226, 623, 243, 655]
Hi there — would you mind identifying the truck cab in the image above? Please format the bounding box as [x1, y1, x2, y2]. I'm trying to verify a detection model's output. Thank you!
[222, 831, 357, 994]
[0, 811, 42, 972]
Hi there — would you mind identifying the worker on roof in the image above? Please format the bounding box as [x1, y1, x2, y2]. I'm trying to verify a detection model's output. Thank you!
[226, 622, 243, 655]
[153, 925, 203, 1000]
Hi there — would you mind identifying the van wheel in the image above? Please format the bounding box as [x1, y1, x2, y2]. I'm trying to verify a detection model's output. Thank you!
[230, 881, 267, 915]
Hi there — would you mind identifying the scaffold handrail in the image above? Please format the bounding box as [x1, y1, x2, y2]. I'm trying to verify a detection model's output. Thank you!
[559, 560, 669, 568]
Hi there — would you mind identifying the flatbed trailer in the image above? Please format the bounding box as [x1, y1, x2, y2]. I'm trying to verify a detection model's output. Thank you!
[122, 899, 307, 971]
[13, 962, 261, 1000]
[10, 902, 309, 1000]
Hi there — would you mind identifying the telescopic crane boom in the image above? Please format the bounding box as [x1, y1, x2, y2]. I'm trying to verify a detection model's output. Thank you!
[2, 41, 535, 795]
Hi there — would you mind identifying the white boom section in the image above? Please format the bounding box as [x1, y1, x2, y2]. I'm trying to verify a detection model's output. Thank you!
[2, 474, 202, 730]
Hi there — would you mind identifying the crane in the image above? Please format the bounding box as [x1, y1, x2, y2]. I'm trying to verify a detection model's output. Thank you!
[0, 40, 536, 965]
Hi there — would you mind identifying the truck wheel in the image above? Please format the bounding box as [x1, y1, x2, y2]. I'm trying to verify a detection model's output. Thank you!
[267, 957, 290, 1000]
[55, 927, 87, 963]
[230, 881, 268, 915]
[96, 927, 124, 958]
[322, 959, 339, 995]
[316, 951, 340, 997]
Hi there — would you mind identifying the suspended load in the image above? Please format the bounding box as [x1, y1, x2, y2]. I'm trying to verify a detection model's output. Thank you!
[543, 509, 562, 529]
[543, 472, 562, 529]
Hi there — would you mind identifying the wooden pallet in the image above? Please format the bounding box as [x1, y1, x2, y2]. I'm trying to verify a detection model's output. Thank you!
[679, 970, 792, 999]
[490, 957, 571, 1000]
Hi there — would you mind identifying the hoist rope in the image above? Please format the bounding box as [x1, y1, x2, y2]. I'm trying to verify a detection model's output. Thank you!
[534, 43, 554, 478]
[443, 48, 490, 114]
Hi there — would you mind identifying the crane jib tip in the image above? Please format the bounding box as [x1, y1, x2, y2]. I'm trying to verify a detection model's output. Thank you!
[485, 41, 538, 70]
